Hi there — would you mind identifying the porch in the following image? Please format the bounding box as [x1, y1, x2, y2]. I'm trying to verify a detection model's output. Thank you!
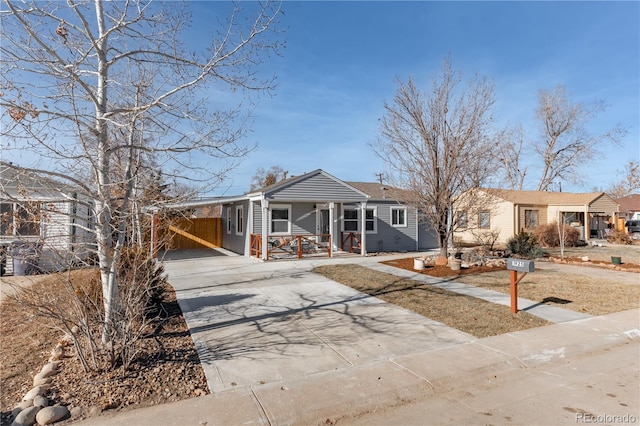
[249, 232, 364, 260]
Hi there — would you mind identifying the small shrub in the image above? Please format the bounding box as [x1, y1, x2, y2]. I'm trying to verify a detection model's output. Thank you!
[606, 229, 632, 245]
[471, 229, 501, 254]
[506, 231, 543, 259]
[533, 222, 581, 247]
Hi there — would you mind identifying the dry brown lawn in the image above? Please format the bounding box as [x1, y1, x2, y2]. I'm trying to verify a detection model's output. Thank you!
[451, 268, 639, 316]
[313, 264, 550, 339]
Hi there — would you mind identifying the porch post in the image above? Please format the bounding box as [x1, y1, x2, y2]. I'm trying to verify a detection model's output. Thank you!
[245, 201, 253, 257]
[261, 199, 269, 261]
[329, 202, 335, 257]
[360, 202, 367, 256]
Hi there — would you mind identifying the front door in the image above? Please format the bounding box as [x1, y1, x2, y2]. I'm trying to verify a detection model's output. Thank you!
[316, 208, 330, 245]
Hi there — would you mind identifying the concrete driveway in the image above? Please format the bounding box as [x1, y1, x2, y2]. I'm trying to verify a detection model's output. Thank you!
[162, 249, 474, 393]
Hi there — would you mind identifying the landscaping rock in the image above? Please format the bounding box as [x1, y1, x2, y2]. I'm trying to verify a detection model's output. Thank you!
[11, 401, 33, 421]
[33, 377, 53, 387]
[40, 363, 58, 376]
[35, 406, 69, 425]
[23, 386, 48, 402]
[32, 396, 48, 408]
[11, 405, 40, 426]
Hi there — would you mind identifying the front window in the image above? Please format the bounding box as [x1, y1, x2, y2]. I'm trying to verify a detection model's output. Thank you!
[343, 207, 377, 233]
[525, 209, 539, 228]
[478, 210, 490, 229]
[235, 205, 243, 235]
[343, 208, 358, 232]
[270, 205, 291, 234]
[226, 207, 232, 234]
[391, 206, 407, 227]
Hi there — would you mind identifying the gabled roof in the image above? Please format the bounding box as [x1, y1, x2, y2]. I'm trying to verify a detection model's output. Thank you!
[615, 194, 640, 213]
[485, 189, 610, 206]
[248, 169, 369, 201]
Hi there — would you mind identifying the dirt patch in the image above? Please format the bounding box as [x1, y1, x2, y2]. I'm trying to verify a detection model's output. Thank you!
[313, 264, 550, 339]
[0, 273, 208, 424]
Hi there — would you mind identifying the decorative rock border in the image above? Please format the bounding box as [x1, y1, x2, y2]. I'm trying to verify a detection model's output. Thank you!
[9, 335, 73, 426]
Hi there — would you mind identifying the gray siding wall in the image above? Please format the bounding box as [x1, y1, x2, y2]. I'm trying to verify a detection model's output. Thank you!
[268, 173, 366, 202]
[417, 215, 438, 250]
[222, 200, 249, 255]
[366, 201, 418, 252]
[291, 203, 316, 234]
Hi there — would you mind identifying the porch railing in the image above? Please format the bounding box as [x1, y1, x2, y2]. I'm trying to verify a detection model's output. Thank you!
[250, 234, 331, 260]
[340, 232, 362, 253]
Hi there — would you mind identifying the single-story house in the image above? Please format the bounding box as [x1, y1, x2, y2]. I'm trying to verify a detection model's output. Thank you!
[615, 194, 640, 221]
[454, 189, 619, 244]
[0, 164, 95, 273]
[156, 169, 437, 259]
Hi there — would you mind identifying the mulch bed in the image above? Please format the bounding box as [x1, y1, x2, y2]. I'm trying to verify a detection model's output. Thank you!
[381, 258, 505, 277]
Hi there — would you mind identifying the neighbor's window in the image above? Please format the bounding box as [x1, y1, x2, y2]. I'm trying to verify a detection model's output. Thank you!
[391, 206, 407, 227]
[0, 202, 40, 236]
[525, 209, 539, 228]
[457, 211, 468, 229]
[270, 205, 291, 234]
[235, 205, 243, 235]
[478, 210, 490, 229]
[226, 207, 232, 234]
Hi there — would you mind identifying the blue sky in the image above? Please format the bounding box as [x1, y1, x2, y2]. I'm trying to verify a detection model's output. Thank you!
[202, 1, 639, 196]
[2, 1, 637, 196]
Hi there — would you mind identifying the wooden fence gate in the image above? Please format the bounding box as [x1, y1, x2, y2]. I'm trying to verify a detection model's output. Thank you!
[163, 217, 223, 250]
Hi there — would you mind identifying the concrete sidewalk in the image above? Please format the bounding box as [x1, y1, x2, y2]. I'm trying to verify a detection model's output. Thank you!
[77, 251, 640, 425]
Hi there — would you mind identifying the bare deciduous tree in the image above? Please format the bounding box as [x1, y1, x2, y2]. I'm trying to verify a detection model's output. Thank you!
[496, 125, 527, 190]
[249, 165, 288, 192]
[1, 0, 282, 346]
[373, 57, 498, 258]
[534, 86, 626, 191]
[607, 161, 640, 198]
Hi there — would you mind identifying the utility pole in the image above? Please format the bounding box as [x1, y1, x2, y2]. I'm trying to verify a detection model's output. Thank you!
[375, 172, 384, 185]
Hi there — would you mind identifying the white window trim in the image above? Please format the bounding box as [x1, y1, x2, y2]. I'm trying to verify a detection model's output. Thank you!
[365, 206, 377, 234]
[342, 206, 377, 234]
[269, 204, 291, 235]
[235, 205, 244, 235]
[391, 206, 407, 228]
[226, 206, 232, 234]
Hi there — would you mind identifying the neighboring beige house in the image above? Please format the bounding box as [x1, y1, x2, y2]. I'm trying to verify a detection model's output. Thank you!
[455, 189, 619, 244]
